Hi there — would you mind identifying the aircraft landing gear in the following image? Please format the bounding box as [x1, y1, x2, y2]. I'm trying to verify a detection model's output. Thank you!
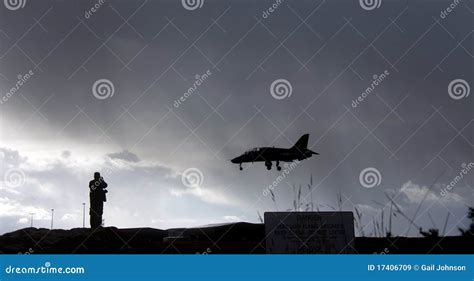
[265, 161, 272, 170]
[276, 161, 282, 171]
[239, 163, 243, 171]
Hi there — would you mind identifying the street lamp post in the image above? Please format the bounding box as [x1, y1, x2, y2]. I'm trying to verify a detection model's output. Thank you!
[30, 213, 34, 228]
[51, 208, 54, 229]
[82, 203, 86, 228]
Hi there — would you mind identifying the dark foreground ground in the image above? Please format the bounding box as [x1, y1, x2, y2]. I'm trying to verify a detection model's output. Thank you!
[1, 223, 472, 254]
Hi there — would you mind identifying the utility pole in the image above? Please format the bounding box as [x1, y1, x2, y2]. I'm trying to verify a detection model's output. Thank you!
[51, 208, 54, 229]
[82, 203, 86, 228]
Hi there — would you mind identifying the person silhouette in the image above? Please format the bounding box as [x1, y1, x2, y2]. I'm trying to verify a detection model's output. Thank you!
[89, 172, 108, 228]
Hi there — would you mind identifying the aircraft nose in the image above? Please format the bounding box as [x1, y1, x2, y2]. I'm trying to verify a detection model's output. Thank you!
[231, 155, 244, 163]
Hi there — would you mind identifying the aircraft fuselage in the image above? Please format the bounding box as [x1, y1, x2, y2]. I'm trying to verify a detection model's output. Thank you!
[231, 134, 318, 170]
[231, 147, 313, 164]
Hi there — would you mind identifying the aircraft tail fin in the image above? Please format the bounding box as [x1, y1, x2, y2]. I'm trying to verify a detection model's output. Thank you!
[292, 134, 309, 151]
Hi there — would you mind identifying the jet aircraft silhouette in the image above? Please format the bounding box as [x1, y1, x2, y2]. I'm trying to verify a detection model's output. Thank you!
[231, 134, 319, 170]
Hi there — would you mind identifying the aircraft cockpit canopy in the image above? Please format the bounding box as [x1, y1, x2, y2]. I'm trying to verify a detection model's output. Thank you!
[245, 148, 259, 154]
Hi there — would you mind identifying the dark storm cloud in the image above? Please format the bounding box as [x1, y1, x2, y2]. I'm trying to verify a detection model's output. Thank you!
[61, 150, 71, 158]
[107, 150, 140, 162]
[0, 0, 472, 235]
[0, 147, 27, 166]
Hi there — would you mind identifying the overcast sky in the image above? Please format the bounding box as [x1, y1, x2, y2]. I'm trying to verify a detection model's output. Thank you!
[0, 0, 472, 237]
